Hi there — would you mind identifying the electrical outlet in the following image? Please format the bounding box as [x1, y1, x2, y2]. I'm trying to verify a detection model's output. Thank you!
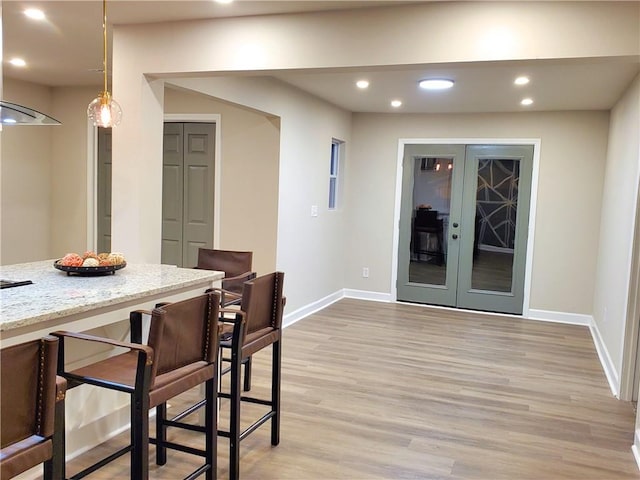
[362, 267, 369, 278]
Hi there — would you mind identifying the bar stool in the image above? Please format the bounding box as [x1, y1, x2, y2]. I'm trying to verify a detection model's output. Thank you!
[53, 291, 222, 480]
[196, 247, 256, 391]
[217, 271, 285, 480]
[0, 336, 66, 480]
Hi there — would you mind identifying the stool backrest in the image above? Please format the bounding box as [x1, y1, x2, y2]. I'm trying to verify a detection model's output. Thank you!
[196, 248, 253, 278]
[1, 336, 58, 447]
[240, 272, 285, 337]
[148, 292, 220, 380]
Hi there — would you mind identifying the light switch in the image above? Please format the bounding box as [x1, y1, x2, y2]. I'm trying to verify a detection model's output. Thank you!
[311, 205, 318, 217]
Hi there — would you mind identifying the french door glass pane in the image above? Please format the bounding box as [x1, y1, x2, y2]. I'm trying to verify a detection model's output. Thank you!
[471, 158, 518, 292]
[409, 156, 453, 286]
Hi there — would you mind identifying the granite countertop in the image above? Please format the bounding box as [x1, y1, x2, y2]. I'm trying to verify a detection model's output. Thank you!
[0, 260, 223, 332]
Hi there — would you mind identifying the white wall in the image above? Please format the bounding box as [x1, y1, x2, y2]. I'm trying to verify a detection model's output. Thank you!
[347, 111, 610, 316]
[595, 74, 640, 380]
[1, 78, 54, 264]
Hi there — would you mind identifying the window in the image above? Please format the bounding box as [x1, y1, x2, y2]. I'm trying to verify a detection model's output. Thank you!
[329, 139, 342, 209]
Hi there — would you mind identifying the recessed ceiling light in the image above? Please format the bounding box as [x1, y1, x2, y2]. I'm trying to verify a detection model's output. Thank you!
[24, 8, 45, 20]
[391, 100, 402, 108]
[356, 80, 369, 89]
[214, 0, 234, 4]
[521, 98, 534, 106]
[9, 58, 27, 67]
[514, 76, 530, 86]
[418, 79, 454, 90]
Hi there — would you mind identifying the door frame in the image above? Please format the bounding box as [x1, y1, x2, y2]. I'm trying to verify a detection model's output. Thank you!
[619, 184, 640, 401]
[391, 137, 541, 317]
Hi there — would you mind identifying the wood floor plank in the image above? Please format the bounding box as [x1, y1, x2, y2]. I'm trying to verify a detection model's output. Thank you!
[53, 299, 639, 479]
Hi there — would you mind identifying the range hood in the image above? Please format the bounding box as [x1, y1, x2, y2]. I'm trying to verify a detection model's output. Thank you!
[0, 101, 61, 125]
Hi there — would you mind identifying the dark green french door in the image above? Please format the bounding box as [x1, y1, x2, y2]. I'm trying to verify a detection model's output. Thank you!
[397, 144, 533, 315]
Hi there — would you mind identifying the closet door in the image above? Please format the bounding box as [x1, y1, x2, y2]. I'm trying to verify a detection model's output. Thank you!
[97, 128, 112, 253]
[182, 123, 215, 267]
[161, 122, 215, 267]
[161, 123, 184, 266]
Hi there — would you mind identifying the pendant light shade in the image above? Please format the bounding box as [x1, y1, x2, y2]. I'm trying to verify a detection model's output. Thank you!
[87, 92, 122, 128]
[87, 0, 121, 127]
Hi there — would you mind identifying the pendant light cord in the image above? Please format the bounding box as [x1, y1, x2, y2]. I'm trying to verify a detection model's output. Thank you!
[102, 0, 108, 96]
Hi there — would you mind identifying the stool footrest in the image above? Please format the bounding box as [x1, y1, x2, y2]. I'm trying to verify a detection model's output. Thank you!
[69, 445, 131, 480]
[150, 438, 206, 458]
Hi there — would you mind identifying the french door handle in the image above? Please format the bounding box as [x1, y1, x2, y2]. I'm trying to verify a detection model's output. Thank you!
[452, 234, 459, 240]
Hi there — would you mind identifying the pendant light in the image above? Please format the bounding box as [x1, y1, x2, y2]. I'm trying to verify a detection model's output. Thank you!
[87, 0, 122, 128]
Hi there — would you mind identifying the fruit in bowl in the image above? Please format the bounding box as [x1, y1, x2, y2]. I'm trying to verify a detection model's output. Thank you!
[82, 257, 100, 267]
[57, 252, 126, 267]
[107, 252, 126, 266]
[58, 253, 84, 267]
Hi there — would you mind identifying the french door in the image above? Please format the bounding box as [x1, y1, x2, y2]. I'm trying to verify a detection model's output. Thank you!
[397, 143, 533, 315]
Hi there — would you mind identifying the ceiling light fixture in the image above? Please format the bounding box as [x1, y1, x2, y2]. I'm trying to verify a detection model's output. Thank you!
[24, 8, 45, 20]
[9, 58, 27, 67]
[356, 80, 369, 89]
[514, 76, 530, 86]
[391, 100, 402, 108]
[87, 0, 122, 128]
[214, 0, 234, 4]
[521, 98, 534, 106]
[418, 79, 454, 90]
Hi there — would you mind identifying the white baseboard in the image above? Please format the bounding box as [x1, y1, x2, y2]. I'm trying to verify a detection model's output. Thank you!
[526, 309, 618, 396]
[589, 318, 620, 397]
[283, 289, 344, 328]
[478, 244, 514, 254]
[633, 432, 640, 472]
[527, 309, 591, 325]
[343, 289, 393, 303]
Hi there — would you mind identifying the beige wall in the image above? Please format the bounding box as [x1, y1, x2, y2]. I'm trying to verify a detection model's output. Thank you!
[164, 86, 279, 276]
[113, 2, 639, 76]
[1, 78, 54, 264]
[140, 76, 352, 314]
[595, 74, 640, 378]
[348, 111, 610, 315]
[50, 86, 99, 258]
[110, 1, 638, 316]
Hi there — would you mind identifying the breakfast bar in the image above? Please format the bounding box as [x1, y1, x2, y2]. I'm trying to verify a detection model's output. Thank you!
[0, 260, 224, 478]
[0, 259, 224, 346]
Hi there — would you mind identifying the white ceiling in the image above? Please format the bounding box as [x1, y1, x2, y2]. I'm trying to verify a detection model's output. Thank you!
[3, 0, 639, 114]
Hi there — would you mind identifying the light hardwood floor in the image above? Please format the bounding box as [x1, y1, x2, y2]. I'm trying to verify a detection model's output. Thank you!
[59, 299, 639, 479]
